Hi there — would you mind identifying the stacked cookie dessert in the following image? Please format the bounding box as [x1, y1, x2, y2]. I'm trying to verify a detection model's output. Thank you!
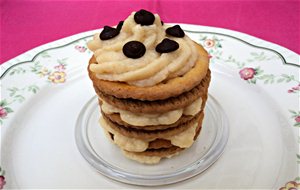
[87, 10, 210, 164]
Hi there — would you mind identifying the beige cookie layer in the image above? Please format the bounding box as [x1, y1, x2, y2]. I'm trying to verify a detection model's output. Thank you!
[88, 45, 210, 101]
[88, 12, 198, 87]
[99, 116, 198, 152]
[122, 150, 180, 164]
[101, 97, 202, 126]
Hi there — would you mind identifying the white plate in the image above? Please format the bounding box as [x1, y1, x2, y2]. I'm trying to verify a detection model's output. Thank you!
[1, 24, 299, 189]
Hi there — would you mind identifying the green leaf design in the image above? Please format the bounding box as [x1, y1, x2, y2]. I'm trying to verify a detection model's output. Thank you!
[0, 100, 8, 107]
[28, 85, 39, 94]
[277, 78, 285, 83]
[30, 61, 42, 73]
[8, 87, 19, 97]
[40, 51, 50, 58]
[297, 154, 300, 159]
[199, 36, 207, 41]
[277, 74, 297, 83]
[248, 78, 257, 84]
[289, 110, 298, 114]
[295, 176, 300, 182]
[294, 122, 300, 127]
[0, 167, 4, 175]
[57, 58, 68, 65]
[9, 67, 26, 76]
[14, 95, 25, 103]
[4, 107, 13, 113]
[250, 52, 258, 56]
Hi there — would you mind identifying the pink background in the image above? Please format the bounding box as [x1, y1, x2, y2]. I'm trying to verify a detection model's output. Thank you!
[1, 0, 299, 64]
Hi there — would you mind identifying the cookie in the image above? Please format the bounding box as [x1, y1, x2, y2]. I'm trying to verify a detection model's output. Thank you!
[88, 43, 209, 101]
[96, 72, 210, 114]
[131, 146, 183, 157]
[102, 111, 196, 131]
[102, 111, 204, 140]
[124, 120, 203, 158]
[148, 139, 173, 149]
[99, 92, 207, 130]
[107, 132, 173, 149]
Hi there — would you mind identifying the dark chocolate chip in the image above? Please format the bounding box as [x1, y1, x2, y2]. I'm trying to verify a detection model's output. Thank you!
[156, 38, 179, 53]
[161, 20, 164, 25]
[134, 9, 155, 26]
[109, 132, 114, 140]
[166, 25, 185, 38]
[117, 21, 124, 31]
[123, 41, 146, 59]
[100, 26, 119, 40]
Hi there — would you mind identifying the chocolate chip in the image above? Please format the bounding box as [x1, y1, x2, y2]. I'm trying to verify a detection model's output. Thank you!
[123, 41, 146, 59]
[117, 21, 124, 31]
[166, 25, 185, 38]
[109, 133, 114, 140]
[161, 20, 164, 25]
[134, 9, 155, 26]
[156, 38, 179, 53]
[100, 26, 119, 40]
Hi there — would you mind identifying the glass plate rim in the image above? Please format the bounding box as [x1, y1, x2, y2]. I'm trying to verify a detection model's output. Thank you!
[74, 94, 229, 186]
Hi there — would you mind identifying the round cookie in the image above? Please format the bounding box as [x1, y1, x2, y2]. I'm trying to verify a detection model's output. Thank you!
[131, 146, 183, 157]
[148, 139, 173, 149]
[96, 72, 210, 114]
[123, 119, 203, 159]
[100, 94, 207, 131]
[102, 111, 204, 140]
[107, 132, 174, 149]
[102, 112, 195, 131]
[88, 43, 209, 101]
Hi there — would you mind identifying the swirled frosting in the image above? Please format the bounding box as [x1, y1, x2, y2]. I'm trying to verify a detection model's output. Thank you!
[87, 12, 198, 87]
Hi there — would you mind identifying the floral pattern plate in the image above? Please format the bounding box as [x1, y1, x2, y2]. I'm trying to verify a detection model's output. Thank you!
[1, 24, 299, 189]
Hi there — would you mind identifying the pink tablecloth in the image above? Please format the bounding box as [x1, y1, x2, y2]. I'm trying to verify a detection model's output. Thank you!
[1, 0, 299, 64]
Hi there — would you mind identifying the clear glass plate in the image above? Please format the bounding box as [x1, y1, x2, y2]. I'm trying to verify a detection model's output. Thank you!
[75, 94, 229, 186]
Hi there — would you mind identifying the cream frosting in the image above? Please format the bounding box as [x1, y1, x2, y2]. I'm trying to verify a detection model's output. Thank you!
[88, 12, 198, 87]
[123, 150, 162, 164]
[99, 116, 198, 152]
[100, 117, 149, 152]
[101, 97, 202, 126]
[123, 150, 179, 164]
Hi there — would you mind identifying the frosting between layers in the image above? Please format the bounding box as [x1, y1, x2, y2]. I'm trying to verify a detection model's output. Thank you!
[88, 12, 198, 87]
[101, 98, 202, 126]
[99, 117, 197, 152]
[123, 150, 179, 164]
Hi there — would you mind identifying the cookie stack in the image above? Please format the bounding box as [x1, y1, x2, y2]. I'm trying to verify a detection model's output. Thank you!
[87, 10, 210, 164]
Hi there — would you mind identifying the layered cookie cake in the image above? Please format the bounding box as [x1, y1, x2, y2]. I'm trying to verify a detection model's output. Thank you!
[87, 9, 210, 164]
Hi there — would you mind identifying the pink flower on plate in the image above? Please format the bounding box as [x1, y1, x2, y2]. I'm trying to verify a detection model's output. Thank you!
[0, 176, 6, 189]
[239, 68, 256, 80]
[0, 107, 7, 118]
[288, 85, 300, 93]
[295, 116, 300, 123]
[54, 64, 66, 71]
[75, 45, 87, 53]
[203, 39, 215, 48]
